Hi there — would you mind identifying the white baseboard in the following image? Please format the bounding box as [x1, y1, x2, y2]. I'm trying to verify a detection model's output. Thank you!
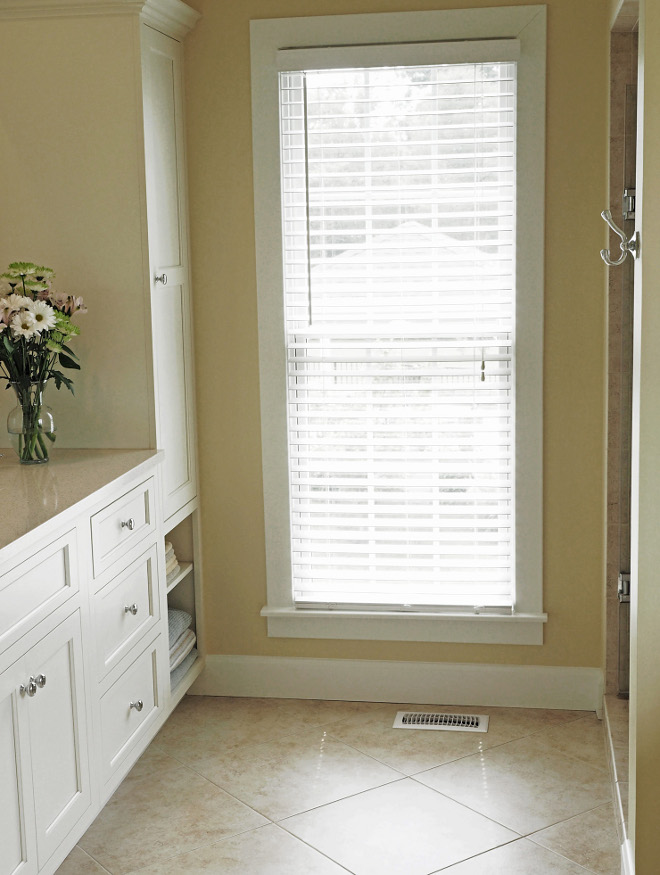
[621, 838, 634, 875]
[190, 655, 603, 711]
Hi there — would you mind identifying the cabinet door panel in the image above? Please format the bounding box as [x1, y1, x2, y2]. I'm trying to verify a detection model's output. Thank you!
[153, 281, 194, 514]
[0, 661, 37, 875]
[0, 531, 77, 656]
[143, 24, 197, 520]
[27, 613, 90, 868]
[144, 45, 181, 266]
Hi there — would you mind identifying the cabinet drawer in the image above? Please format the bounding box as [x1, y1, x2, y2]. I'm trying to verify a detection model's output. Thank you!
[93, 545, 160, 680]
[91, 478, 155, 577]
[0, 531, 77, 655]
[99, 638, 161, 782]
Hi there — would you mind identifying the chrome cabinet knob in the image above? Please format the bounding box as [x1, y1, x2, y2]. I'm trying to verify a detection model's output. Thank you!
[124, 603, 139, 615]
[20, 678, 37, 697]
[121, 518, 136, 531]
[154, 273, 168, 285]
[129, 699, 144, 712]
[35, 674, 47, 688]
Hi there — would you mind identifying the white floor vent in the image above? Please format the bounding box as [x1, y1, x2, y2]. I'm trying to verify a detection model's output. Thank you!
[393, 711, 489, 733]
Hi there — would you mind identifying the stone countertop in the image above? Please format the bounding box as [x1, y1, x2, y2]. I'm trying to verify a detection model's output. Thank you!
[0, 448, 160, 551]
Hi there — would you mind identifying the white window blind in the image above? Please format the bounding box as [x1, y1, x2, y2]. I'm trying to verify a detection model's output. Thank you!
[279, 56, 517, 611]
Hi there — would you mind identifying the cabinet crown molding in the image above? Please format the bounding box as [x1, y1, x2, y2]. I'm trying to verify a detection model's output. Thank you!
[0, 0, 200, 37]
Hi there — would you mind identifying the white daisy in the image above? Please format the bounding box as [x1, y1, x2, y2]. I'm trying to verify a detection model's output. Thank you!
[25, 299, 56, 332]
[10, 310, 37, 339]
[7, 293, 30, 310]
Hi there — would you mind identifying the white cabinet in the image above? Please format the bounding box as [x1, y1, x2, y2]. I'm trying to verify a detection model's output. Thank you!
[142, 24, 198, 522]
[24, 613, 91, 867]
[0, 449, 205, 875]
[0, 611, 91, 875]
[0, 656, 37, 875]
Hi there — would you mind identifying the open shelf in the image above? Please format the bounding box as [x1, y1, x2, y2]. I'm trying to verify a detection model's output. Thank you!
[163, 505, 204, 702]
[166, 561, 193, 594]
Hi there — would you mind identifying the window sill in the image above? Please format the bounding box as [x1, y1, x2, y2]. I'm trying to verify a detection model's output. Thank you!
[260, 607, 547, 645]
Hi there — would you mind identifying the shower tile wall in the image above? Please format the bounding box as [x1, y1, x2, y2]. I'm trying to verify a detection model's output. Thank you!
[606, 31, 637, 696]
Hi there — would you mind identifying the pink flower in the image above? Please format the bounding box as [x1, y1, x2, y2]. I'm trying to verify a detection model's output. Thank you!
[66, 295, 87, 315]
[47, 290, 68, 310]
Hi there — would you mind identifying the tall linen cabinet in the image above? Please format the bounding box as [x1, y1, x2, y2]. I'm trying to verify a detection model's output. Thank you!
[0, 3, 204, 872]
[0, 2, 203, 632]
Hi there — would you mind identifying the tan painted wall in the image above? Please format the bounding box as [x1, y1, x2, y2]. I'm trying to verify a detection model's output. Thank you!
[184, 0, 610, 667]
[0, 16, 153, 450]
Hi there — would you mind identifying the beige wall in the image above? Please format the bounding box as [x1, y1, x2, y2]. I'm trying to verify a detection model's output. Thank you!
[0, 16, 154, 450]
[184, 0, 610, 668]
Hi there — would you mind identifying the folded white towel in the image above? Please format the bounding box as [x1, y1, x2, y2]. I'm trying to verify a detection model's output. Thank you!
[165, 554, 178, 575]
[166, 562, 181, 586]
[168, 609, 192, 647]
[165, 546, 175, 562]
[164, 541, 173, 554]
[170, 648, 197, 690]
[169, 628, 196, 671]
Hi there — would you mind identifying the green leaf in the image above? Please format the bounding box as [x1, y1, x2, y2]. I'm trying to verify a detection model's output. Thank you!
[3, 334, 14, 355]
[51, 370, 75, 394]
[61, 344, 79, 360]
[58, 352, 80, 370]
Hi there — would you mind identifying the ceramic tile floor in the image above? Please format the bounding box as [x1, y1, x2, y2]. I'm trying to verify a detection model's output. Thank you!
[58, 697, 621, 875]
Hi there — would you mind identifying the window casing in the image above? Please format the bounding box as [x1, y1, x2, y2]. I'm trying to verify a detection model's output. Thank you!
[251, 7, 546, 644]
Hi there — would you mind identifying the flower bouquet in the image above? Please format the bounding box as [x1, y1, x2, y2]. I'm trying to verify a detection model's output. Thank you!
[0, 262, 86, 463]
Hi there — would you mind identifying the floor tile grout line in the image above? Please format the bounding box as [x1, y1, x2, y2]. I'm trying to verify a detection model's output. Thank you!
[512, 840, 605, 875]
[427, 836, 598, 874]
[402, 734, 610, 783]
[72, 844, 114, 874]
[153, 709, 402, 774]
[430, 835, 527, 874]
[169, 736, 407, 824]
[522, 795, 618, 837]
[527, 798, 621, 840]
[274, 774, 415, 826]
[404, 774, 528, 836]
[81, 749, 280, 872]
[319, 730, 413, 775]
[108, 823, 280, 875]
[408, 770, 613, 842]
[322, 715, 605, 779]
[448, 733, 606, 779]
[268, 821, 358, 874]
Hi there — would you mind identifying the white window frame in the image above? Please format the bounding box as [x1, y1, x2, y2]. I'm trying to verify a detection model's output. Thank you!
[251, 5, 546, 645]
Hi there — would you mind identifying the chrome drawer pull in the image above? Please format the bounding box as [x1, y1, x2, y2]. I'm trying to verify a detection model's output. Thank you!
[129, 699, 144, 712]
[121, 518, 136, 531]
[124, 603, 139, 615]
[154, 273, 168, 285]
[20, 678, 37, 697]
[35, 674, 47, 688]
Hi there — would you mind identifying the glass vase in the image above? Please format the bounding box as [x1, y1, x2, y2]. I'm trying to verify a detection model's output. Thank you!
[7, 380, 57, 464]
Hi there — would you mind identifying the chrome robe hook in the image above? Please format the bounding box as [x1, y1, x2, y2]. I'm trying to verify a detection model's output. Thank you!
[600, 210, 640, 266]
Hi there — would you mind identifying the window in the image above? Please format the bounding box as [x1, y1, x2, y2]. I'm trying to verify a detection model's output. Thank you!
[251, 7, 546, 644]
